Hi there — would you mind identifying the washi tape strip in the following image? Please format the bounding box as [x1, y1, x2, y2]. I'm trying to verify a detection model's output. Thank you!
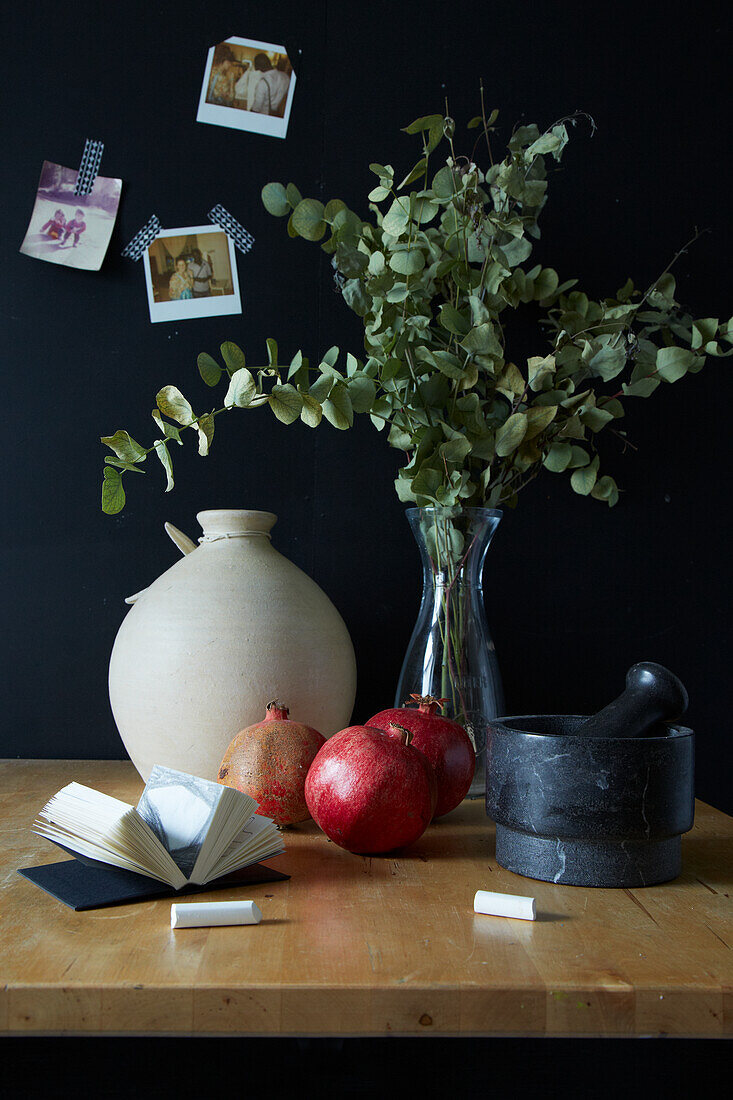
[208, 204, 255, 255]
[73, 139, 105, 197]
[121, 214, 162, 261]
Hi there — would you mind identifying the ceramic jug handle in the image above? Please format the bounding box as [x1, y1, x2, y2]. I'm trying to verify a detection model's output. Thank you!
[125, 523, 196, 604]
[164, 522, 197, 556]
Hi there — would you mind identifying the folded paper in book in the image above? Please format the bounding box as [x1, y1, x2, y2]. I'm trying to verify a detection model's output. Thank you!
[33, 765, 284, 889]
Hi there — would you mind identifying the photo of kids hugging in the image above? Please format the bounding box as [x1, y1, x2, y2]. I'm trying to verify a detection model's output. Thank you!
[20, 160, 121, 271]
[197, 36, 296, 139]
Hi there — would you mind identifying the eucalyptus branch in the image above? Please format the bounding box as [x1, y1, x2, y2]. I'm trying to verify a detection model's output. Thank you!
[101, 101, 733, 515]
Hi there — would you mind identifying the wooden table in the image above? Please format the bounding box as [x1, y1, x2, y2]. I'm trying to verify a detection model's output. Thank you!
[1, 760, 731, 1037]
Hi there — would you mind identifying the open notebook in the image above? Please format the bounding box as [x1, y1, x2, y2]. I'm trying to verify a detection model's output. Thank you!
[31, 765, 285, 889]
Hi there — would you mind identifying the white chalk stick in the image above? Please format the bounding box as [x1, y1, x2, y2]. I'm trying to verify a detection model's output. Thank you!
[473, 889, 536, 921]
[170, 899, 263, 929]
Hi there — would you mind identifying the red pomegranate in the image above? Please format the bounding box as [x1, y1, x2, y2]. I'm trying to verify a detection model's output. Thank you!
[304, 723, 437, 854]
[217, 701, 325, 825]
[366, 695, 475, 818]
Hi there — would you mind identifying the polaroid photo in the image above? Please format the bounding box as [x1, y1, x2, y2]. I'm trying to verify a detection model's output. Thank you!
[142, 226, 242, 324]
[19, 160, 121, 272]
[196, 36, 296, 139]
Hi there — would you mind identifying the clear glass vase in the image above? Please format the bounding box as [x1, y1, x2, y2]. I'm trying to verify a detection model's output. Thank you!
[395, 506, 504, 798]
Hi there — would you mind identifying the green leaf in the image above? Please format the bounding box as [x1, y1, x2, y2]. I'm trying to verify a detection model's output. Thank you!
[438, 303, 470, 336]
[460, 323, 503, 358]
[286, 183, 303, 207]
[309, 374, 333, 402]
[425, 119, 445, 154]
[287, 350, 304, 380]
[543, 441, 573, 472]
[588, 344, 626, 381]
[440, 435, 472, 463]
[320, 346, 340, 370]
[467, 116, 482, 130]
[402, 114, 443, 135]
[153, 440, 174, 492]
[101, 467, 125, 514]
[151, 410, 182, 443]
[388, 424, 412, 449]
[524, 405, 557, 439]
[382, 197, 411, 237]
[691, 318, 719, 349]
[527, 125, 568, 158]
[156, 386, 194, 426]
[495, 412, 527, 456]
[261, 182, 290, 217]
[389, 248, 425, 276]
[432, 166, 457, 199]
[411, 465, 442, 501]
[656, 346, 698, 382]
[266, 338, 279, 368]
[534, 268, 560, 300]
[300, 394, 323, 427]
[570, 455, 599, 495]
[324, 199, 347, 222]
[430, 350, 465, 380]
[269, 384, 303, 424]
[369, 163, 394, 184]
[220, 341, 246, 374]
[323, 383, 354, 430]
[196, 413, 215, 456]
[499, 237, 533, 266]
[469, 296, 490, 326]
[386, 284, 409, 303]
[368, 184, 391, 202]
[347, 374, 377, 413]
[496, 362, 526, 399]
[591, 475, 619, 506]
[100, 430, 146, 463]
[580, 406, 615, 433]
[198, 352, 222, 387]
[335, 243, 368, 278]
[291, 198, 327, 241]
[622, 376, 660, 398]
[398, 158, 427, 190]
[527, 354, 556, 391]
[342, 278, 371, 316]
[647, 272, 676, 308]
[368, 251, 386, 275]
[224, 367, 256, 408]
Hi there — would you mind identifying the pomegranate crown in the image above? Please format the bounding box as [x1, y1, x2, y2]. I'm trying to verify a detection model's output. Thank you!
[266, 700, 290, 718]
[387, 721, 414, 746]
[406, 694, 448, 714]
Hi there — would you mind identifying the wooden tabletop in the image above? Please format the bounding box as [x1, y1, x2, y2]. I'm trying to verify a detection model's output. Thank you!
[1, 760, 731, 1037]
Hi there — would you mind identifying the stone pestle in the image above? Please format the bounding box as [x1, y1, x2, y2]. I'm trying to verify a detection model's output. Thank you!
[577, 661, 688, 739]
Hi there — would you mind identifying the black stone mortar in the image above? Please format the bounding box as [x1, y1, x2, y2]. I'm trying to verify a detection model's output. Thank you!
[485, 715, 694, 888]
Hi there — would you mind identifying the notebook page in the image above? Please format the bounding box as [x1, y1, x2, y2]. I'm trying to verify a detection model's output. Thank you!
[137, 766, 229, 878]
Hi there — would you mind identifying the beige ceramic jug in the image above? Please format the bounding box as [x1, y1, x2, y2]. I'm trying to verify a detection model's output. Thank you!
[109, 509, 357, 781]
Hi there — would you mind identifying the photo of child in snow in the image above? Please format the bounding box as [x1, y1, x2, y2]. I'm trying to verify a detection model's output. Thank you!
[20, 160, 121, 271]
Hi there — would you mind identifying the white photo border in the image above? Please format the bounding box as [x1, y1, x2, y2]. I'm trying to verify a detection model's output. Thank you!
[196, 35, 296, 140]
[142, 225, 242, 325]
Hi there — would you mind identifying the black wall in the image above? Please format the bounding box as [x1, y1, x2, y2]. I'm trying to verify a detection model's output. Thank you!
[3, 0, 732, 812]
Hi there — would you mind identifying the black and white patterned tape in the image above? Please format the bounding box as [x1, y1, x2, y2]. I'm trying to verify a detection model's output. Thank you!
[121, 215, 162, 261]
[208, 205, 255, 255]
[73, 139, 105, 197]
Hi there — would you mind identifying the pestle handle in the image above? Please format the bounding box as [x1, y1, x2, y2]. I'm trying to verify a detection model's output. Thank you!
[578, 661, 688, 739]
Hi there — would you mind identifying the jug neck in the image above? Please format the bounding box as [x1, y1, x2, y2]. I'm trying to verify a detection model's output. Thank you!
[197, 509, 277, 543]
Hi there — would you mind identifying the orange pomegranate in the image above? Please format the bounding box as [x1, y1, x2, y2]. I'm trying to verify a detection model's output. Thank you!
[217, 701, 325, 825]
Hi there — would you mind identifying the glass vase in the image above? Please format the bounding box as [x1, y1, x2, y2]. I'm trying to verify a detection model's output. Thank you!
[395, 506, 504, 798]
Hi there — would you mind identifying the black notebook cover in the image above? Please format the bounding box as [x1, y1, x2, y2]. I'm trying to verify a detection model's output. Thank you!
[18, 858, 290, 911]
